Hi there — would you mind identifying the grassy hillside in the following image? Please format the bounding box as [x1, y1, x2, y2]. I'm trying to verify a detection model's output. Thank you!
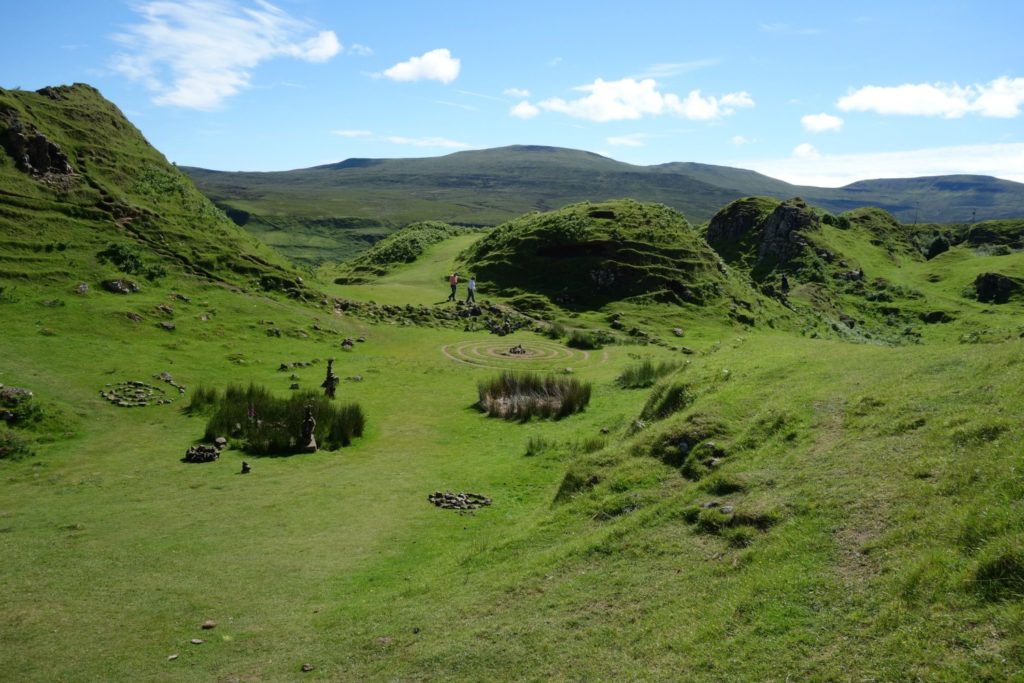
[184, 145, 1024, 265]
[0, 84, 306, 295]
[3, 84, 1024, 681]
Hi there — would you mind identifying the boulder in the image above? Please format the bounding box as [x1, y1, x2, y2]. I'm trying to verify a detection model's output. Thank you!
[102, 279, 139, 295]
[974, 272, 1021, 304]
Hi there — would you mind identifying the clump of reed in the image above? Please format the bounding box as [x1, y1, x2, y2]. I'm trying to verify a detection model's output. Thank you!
[191, 383, 365, 455]
[478, 371, 591, 421]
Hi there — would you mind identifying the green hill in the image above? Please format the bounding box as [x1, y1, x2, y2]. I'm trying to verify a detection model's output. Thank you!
[0, 84, 306, 296]
[184, 145, 1024, 266]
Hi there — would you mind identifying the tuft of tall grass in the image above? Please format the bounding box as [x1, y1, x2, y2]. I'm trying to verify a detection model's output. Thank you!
[639, 381, 695, 422]
[616, 359, 681, 388]
[198, 383, 365, 455]
[479, 371, 591, 421]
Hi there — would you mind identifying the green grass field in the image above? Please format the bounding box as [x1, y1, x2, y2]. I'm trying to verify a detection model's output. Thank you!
[3, 227, 1024, 680]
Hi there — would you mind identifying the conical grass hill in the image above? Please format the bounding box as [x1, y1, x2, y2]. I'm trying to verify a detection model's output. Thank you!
[459, 199, 749, 309]
[0, 84, 305, 295]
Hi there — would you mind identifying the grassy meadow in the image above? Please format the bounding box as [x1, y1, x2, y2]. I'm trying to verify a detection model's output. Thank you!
[2, 227, 1024, 680]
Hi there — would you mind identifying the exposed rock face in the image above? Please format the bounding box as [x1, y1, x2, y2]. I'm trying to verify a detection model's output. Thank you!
[705, 197, 777, 256]
[756, 198, 820, 268]
[0, 112, 73, 176]
[974, 272, 1022, 304]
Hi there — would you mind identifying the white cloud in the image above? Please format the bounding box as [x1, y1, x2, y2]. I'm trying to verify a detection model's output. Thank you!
[383, 48, 460, 84]
[792, 143, 820, 159]
[607, 134, 648, 147]
[509, 100, 540, 119]
[385, 135, 470, 149]
[732, 135, 751, 146]
[744, 142, 1024, 187]
[801, 112, 844, 132]
[348, 43, 373, 56]
[111, 0, 341, 110]
[332, 129, 371, 137]
[504, 87, 530, 98]
[537, 78, 753, 123]
[837, 77, 1024, 119]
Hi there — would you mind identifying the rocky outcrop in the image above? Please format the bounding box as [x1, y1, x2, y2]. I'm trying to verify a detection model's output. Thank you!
[0, 111, 73, 176]
[705, 196, 780, 263]
[974, 272, 1022, 304]
[756, 198, 820, 268]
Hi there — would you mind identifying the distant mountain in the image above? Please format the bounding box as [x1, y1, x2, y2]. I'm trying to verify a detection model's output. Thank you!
[184, 145, 1024, 265]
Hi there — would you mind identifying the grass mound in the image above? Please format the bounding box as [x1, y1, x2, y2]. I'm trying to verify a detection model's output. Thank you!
[335, 221, 473, 282]
[477, 371, 591, 421]
[192, 383, 364, 455]
[459, 199, 735, 308]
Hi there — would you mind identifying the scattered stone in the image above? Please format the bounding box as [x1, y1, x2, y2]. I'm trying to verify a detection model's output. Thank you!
[719, 505, 735, 514]
[201, 620, 217, 630]
[125, 312, 143, 323]
[102, 279, 139, 295]
[168, 654, 179, 661]
[428, 491, 492, 512]
[190, 639, 204, 645]
[240, 461, 251, 474]
[341, 338, 354, 350]
[701, 501, 721, 509]
[75, 282, 89, 295]
[672, 327, 684, 337]
[213, 437, 227, 450]
[301, 664, 314, 673]
[357, 336, 366, 342]
[346, 375, 363, 382]
[266, 328, 282, 337]
[182, 445, 219, 463]
[289, 383, 300, 390]
[600, 427, 610, 434]
[509, 343, 526, 355]
[158, 321, 176, 332]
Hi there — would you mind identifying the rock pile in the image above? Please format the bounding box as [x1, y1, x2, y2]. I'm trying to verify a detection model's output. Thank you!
[428, 491, 492, 512]
[102, 279, 139, 295]
[100, 373, 185, 407]
[182, 444, 219, 463]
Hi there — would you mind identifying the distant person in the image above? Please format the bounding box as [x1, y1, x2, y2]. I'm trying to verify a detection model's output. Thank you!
[447, 272, 459, 301]
[466, 276, 476, 303]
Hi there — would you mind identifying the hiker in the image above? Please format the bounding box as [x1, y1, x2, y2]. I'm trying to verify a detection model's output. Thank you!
[447, 272, 459, 301]
[465, 276, 476, 303]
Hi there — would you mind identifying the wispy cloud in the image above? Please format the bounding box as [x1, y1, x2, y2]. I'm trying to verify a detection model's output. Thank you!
[537, 78, 753, 122]
[759, 22, 822, 36]
[838, 77, 1024, 118]
[801, 112, 844, 132]
[111, 0, 341, 110]
[385, 135, 470, 149]
[509, 100, 540, 119]
[504, 87, 530, 98]
[332, 129, 372, 138]
[383, 48, 460, 84]
[745, 142, 1024, 187]
[607, 133, 649, 147]
[348, 43, 373, 56]
[732, 135, 753, 146]
[630, 59, 719, 79]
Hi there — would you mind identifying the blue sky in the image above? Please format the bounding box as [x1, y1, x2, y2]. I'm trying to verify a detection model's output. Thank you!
[3, 0, 1022, 186]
